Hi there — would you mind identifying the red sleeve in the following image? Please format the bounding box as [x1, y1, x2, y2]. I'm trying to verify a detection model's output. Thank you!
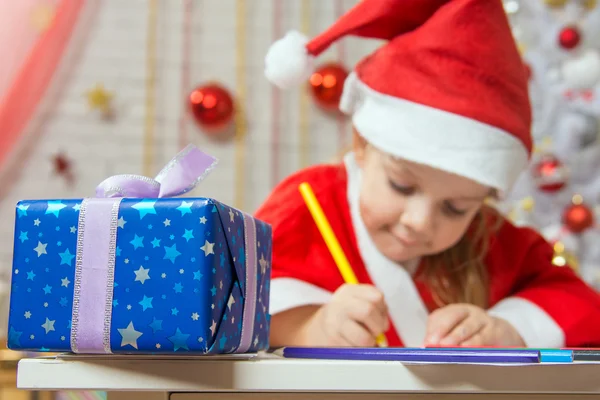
[254, 164, 349, 293]
[488, 220, 600, 347]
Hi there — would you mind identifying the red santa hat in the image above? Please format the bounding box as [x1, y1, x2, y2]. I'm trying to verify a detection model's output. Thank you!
[264, 0, 532, 194]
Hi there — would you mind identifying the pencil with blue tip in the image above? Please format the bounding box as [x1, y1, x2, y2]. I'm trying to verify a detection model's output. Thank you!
[298, 181, 388, 348]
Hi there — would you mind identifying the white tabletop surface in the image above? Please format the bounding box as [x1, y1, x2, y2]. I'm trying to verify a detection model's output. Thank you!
[16, 353, 600, 394]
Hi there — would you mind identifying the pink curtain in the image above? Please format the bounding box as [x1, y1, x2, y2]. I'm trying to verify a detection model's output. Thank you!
[0, 0, 84, 171]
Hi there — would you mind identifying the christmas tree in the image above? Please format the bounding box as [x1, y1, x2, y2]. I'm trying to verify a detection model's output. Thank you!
[498, 0, 600, 288]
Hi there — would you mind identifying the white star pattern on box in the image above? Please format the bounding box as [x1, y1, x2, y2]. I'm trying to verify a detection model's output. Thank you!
[200, 240, 215, 256]
[41, 318, 55, 334]
[259, 253, 268, 274]
[227, 294, 236, 311]
[118, 321, 143, 349]
[134, 266, 151, 284]
[34, 241, 47, 257]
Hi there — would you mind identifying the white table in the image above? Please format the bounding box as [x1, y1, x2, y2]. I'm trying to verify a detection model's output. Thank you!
[16, 353, 600, 400]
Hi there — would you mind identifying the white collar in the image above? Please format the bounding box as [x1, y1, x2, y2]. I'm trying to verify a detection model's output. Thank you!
[343, 152, 429, 347]
[343, 152, 419, 275]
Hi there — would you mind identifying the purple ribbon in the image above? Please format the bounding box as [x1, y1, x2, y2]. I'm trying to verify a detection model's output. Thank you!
[71, 197, 121, 353]
[95, 145, 218, 199]
[237, 214, 257, 353]
[71, 145, 225, 353]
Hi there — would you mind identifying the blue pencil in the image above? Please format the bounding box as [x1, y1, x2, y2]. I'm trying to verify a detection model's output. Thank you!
[278, 347, 541, 363]
[425, 347, 573, 363]
[539, 349, 573, 363]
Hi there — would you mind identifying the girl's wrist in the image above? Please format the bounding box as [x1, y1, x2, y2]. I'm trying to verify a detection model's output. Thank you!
[299, 305, 327, 346]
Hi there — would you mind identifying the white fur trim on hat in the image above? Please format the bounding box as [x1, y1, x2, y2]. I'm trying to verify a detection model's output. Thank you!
[342, 73, 529, 193]
[264, 30, 314, 89]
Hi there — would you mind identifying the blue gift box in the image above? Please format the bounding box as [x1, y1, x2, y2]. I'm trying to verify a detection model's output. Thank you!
[7, 146, 272, 354]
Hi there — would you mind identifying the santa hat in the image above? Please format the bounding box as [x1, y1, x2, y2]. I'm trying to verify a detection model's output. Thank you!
[264, 0, 532, 194]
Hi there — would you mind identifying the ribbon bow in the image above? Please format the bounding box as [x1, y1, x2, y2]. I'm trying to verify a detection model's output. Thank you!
[95, 144, 218, 198]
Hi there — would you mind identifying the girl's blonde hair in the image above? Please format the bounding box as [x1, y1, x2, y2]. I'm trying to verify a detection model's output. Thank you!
[332, 134, 503, 309]
[419, 205, 502, 309]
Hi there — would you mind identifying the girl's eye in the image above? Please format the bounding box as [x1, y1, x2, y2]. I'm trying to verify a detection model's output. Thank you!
[388, 178, 470, 217]
[388, 180, 415, 195]
[443, 201, 468, 217]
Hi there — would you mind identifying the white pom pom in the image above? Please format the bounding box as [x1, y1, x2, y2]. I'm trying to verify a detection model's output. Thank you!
[264, 30, 314, 89]
[561, 50, 600, 90]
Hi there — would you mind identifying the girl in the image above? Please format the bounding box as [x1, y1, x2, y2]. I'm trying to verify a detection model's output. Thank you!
[256, 0, 600, 348]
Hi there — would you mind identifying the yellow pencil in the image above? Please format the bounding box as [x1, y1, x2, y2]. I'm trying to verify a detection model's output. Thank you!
[298, 182, 388, 348]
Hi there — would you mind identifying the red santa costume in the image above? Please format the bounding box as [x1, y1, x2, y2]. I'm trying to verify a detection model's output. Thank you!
[256, 0, 600, 347]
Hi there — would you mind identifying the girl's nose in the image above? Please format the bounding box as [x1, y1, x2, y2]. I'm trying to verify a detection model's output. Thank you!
[399, 197, 435, 237]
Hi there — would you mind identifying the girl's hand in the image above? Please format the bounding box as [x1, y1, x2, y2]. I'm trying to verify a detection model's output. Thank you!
[424, 303, 526, 347]
[307, 284, 389, 347]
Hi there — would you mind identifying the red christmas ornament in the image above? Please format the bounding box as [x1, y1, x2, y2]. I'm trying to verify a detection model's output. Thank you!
[532, 154, 568, 193]
[52, 152, 74, 185]
[558, 25, 581, 50]
[309, 63, 349, 111]
[188, 84, 235, 131]
[562, 197, 594, 234]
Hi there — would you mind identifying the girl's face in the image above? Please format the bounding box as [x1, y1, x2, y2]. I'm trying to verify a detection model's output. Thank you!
[354, 136, 490, 263]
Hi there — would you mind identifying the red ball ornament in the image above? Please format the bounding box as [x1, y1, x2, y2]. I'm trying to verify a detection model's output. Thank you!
[563, 198, 595, 234]
[532, 154, 568, 193]
[53, 153, 71, 175]
[188, 84, 234, 131]
[558, 25, 581, 50]
[51, 152, 74, 185]
[309, 63, 349, 111]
